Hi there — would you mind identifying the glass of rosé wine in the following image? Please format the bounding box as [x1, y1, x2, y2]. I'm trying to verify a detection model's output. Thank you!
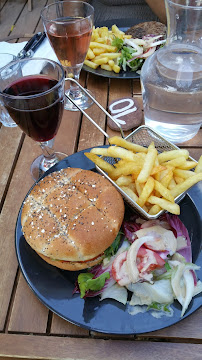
[0, 57, 66, 181]
[41, 1, 94, 111]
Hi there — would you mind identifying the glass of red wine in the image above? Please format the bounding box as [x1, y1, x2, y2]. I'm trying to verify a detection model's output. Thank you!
[0, 57, 66, 181]
[41, 1, 94, 111]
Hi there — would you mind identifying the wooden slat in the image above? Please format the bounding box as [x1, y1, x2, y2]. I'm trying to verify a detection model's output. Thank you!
[132, 79, 142, 94]
[0, 0, 26, 39]
[0, 134, 39, 331]
[186, 148, 202, 161]
[7, 0, 46, 38]
[138, 307, 202, 341]
[182, 129, 202, 149]
[0, 333, 202, 360]
[0, 126, 22, 205]
[8, 274, 49, 333]
[51, 314, 89, 336]
[77, 73, 109, 151]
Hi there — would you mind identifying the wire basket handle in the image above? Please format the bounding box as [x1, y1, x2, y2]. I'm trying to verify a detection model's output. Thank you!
[65, 78, 125, 139]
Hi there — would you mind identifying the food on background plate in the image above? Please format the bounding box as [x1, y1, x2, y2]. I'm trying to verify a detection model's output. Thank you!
[21, 168, 124, 271]
[125, 21, 166, 39]
[84, 23, 166, 74]
[85, 136, 202, 216]
[74, 212, 202, 318]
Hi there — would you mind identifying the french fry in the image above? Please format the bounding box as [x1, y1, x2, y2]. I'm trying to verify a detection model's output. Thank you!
[135, 180, 144, 196]
[92, 48, 106, 56]
[158, 149, 189, 163]
[154, 180, 175, 203]
[168, 177, 177, 190]
[161, 156, 188, 168]
[112, 64, 121, 73]
[90, 147, 109, 156]
[178, 160, 197, 170]
[100, 52, 121, 59]
[195, 155, 202, 173]
[170, 173, 202, 198]
[90, 42, 116, 51]
[148, 196, 180, 215]
[110, 162, 142, 179]
[86, 48, 95, 60]
[93, 56, 109, 65]
[137, 143, 157, 183]
[84, 153, 114, 175]
[160, 169, 174, 188]
[120, 186, 138, 202]
[137, 177, 155, 207]
[148, 204, 161, 215]
[116, 175, 133, 186]
[84, 59, 99, 69]
[150, 165, 166, 175]
[111, 24, 125, 38]
[174, 176, 185, 184]
[173, 169, 196, 178]
[107, 146, 140, 162]
[109, 136, 147, 153]
[101, 64, 113, 71]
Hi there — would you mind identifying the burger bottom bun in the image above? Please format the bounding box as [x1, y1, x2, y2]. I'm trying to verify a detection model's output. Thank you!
[37, 252, 105, 271]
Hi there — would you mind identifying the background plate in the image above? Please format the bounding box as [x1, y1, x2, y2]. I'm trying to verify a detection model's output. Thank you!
[15, 149, 202, 335]
[82, 19, 141, 79]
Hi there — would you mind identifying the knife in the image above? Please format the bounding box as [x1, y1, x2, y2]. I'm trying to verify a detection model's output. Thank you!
[17, 32, 46, 59]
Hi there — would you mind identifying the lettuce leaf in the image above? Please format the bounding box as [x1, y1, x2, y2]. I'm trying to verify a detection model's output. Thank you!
[104, 231, 123, 259]
[112, 37, 123, 51]
[78, 272, 110, 298]
[147, 302, 171, 313]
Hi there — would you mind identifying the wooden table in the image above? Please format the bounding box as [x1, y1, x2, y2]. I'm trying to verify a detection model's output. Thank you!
[0, 1, 202, 359]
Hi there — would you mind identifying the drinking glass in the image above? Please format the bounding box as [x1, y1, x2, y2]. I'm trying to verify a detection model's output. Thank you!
[0, 53, 18, 127]
[0, 57, 66, 181]
[41, 1, 94, 111]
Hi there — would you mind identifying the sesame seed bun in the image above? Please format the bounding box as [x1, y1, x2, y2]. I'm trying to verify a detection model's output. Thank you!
[21, 168, 125, 271]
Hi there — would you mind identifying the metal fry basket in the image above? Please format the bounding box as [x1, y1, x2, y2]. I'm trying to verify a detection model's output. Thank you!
[65, 78, 197, 220]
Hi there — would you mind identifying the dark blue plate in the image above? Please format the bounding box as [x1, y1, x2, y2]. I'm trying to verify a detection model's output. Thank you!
[82, 19, 141, 79]
[15, 149, 202, 334]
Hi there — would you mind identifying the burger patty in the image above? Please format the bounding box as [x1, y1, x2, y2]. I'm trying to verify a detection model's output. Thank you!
[125, 21, 167, 39]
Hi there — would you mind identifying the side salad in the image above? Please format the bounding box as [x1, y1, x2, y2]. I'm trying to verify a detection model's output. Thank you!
[74, 213, 202, 318]
[112, 35, 165, 72]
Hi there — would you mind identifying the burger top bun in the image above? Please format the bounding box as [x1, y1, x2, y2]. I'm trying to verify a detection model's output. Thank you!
[21, 168, 125, 271]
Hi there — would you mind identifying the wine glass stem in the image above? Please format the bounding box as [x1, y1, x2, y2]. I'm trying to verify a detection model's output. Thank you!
[64, 66, 82, 99]
[39, 139, 59, 171]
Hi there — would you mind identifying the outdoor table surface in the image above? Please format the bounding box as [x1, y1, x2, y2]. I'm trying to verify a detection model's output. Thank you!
[0, 1, 201, 359]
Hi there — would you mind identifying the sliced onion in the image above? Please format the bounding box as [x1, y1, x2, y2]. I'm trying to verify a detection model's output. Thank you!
[181, 269, 195, 317]
[126, 235, 154, 283]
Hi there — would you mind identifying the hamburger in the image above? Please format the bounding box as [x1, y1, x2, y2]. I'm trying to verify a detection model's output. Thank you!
[21, 168, 125, 271]
[125, 21, 167, 39]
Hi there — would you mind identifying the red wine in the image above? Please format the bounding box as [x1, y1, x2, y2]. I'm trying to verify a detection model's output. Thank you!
[3, 75, 64, 142]
[47, 17, 92, 69]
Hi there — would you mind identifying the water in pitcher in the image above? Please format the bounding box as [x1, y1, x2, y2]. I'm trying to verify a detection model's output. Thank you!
[141, 43, 202, 143]
[140, 0, 202, 144]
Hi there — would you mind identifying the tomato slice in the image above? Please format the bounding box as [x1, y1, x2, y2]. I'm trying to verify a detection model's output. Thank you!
[112, 247, 165, 286]
[137, 247, 165, 273]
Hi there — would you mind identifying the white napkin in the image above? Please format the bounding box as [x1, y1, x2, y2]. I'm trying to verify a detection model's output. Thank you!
[0, 37, 59, 63]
